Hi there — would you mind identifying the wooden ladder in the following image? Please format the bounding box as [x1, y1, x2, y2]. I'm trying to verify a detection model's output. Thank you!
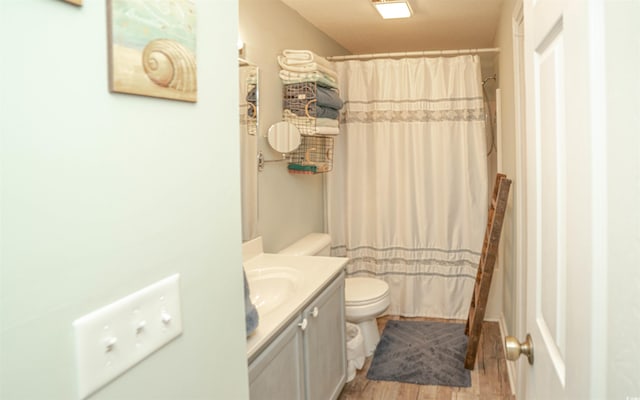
[464, 173, 512, 370]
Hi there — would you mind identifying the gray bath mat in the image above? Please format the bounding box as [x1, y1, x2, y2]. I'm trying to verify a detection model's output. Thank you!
[366, 320, 471, 387]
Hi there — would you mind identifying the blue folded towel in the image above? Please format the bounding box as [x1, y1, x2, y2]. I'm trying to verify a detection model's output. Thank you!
[316, 85, 344, 110]
[243, 268, 259, 337]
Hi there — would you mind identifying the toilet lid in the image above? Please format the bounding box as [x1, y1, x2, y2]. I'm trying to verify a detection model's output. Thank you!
[345, 277, 389, 306]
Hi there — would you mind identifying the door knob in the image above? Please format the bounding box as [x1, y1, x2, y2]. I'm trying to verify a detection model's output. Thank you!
[505, 334, 534, 365]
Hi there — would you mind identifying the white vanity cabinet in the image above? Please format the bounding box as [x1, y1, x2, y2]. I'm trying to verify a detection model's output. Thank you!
[302, 272, 346, 400]
[248, 316, 305, 400]
[248, 271, 346, 400]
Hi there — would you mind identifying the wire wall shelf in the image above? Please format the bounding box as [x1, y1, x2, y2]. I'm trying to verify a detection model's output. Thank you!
[287, 136, 334, 175]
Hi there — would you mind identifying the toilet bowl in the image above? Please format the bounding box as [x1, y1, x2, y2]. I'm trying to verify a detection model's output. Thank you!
[279, 233, 390, 356]
[344, 277, 390, 356]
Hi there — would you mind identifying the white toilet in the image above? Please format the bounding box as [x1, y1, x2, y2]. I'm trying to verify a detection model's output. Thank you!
[279, 233, 390, 356]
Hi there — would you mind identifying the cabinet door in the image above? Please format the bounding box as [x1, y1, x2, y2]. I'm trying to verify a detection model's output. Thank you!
[303, 272, 346, 400]
[248, 319, 305, 400]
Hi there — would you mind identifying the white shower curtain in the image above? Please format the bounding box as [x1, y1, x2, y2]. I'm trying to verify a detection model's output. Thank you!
[328, 55, 488, 319]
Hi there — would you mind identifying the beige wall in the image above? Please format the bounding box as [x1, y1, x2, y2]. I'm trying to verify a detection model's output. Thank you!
[239, 0, 349, 252]
[0, 1, 249, 399]
[604, 1, 640, 398]
[492, 0, 518, 334]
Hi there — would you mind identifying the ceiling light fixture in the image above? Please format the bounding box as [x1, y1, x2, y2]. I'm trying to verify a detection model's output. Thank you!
[372, 0, 413, 19]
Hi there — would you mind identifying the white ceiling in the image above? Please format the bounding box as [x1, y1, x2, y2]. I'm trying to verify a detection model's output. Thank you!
[279, 0, 505, 55]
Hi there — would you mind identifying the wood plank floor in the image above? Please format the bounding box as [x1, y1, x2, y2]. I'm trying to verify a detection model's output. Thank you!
[338, 316, 515, 400]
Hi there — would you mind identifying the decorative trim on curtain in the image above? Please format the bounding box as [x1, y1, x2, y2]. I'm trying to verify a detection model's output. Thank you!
[340, 98, 484, 124]
[332, 245, 480, 271]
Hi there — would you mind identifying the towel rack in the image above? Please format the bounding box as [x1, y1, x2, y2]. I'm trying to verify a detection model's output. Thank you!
[257, 151, 287, 172]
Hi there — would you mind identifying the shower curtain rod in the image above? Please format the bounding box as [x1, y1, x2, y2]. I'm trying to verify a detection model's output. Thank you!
[326, 47, 500, 61]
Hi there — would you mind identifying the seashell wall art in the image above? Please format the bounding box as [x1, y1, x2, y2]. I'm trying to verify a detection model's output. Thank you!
[108, 0, 197, 102]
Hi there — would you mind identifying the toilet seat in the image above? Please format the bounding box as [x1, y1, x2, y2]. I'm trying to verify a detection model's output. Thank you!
[345, 277, 389, 306]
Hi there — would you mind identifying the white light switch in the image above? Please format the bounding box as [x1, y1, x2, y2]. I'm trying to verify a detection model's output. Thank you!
[73, 274, 183, 399]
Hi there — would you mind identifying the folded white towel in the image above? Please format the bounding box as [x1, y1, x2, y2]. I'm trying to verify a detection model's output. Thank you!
[315, 118, 340, 128]
[277, 55, 338, 81]
[313, 125, 340, 136]
[279, 70, 338, 89]
[282, 49, 335, 71]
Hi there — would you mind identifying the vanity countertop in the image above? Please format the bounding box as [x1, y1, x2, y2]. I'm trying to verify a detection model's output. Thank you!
[244, 252, 347, 361]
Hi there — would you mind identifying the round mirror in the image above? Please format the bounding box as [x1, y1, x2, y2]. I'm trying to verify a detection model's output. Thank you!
[267, 122, 301, 153]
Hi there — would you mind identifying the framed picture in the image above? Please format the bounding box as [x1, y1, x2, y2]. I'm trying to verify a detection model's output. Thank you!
[108, 0, 197, 102]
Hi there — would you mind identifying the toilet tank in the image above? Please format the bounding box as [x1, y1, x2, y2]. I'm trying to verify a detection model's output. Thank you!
[278, 233, 332, 256]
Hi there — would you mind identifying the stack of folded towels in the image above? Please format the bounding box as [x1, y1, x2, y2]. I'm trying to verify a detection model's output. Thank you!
[278, 49, 343, 136]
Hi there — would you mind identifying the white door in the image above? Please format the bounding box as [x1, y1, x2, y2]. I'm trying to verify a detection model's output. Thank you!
[520, 0, 607, 398]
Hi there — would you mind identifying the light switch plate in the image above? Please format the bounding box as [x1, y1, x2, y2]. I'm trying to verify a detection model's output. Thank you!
[73, 274, 182, 399]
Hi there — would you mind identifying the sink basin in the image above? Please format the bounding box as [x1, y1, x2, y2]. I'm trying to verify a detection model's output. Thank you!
[246, 267, 301, 315]
[241, 241, 349, 360]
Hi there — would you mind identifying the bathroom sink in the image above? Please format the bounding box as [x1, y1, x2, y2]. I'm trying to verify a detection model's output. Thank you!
[246, 267, 301, 315]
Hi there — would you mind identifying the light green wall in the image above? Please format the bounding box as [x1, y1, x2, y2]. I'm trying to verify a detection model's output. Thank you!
[239, 0, 349, 252]
[0, 1, 249, 399]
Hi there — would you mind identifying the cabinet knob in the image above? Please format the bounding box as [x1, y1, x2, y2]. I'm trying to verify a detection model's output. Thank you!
[298, 318, 308, 331]
[311, 307, 319, 318]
